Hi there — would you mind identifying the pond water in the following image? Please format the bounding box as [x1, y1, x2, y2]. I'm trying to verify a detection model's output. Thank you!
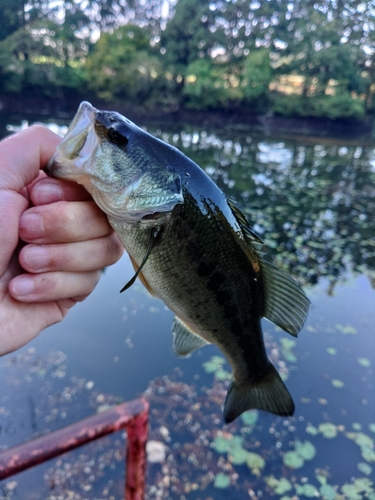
[0, 115, 374, 499]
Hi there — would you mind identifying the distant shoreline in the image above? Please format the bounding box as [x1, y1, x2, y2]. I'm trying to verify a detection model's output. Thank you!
[2, 95, 374, 143]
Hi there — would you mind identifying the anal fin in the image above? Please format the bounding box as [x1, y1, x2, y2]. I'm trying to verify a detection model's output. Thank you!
[172, 317, 209, 357]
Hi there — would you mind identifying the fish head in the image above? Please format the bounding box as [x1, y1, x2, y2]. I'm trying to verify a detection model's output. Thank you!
[46, 101, 183, 220]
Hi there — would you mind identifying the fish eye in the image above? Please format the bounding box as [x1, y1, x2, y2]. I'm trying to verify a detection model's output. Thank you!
[107, 127, 128, 147]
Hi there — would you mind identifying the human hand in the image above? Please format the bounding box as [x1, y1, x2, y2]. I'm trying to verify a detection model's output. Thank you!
[0, 125, 124, 355]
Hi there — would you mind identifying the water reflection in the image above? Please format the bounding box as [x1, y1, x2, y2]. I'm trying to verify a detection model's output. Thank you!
[1, 118, 375, 498]
[153, 127, 375, 294]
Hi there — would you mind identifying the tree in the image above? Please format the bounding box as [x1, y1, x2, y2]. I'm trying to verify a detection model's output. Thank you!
[85, 25, 166, 106]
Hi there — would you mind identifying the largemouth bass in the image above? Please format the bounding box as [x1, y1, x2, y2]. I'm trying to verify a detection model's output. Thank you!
[46, 101, 310, 423]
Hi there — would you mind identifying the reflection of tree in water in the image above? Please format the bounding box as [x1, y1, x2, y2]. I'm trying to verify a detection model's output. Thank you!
[156, 127, 375, 292]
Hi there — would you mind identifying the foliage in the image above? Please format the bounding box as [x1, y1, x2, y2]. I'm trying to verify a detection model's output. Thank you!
[84, 25, 166, 106]
[0, 0, 375, 119]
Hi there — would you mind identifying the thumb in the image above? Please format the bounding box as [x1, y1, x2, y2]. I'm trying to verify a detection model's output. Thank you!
[0, 125, 61, 191]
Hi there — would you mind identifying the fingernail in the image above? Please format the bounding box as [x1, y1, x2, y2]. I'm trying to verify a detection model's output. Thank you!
[19, 213, 43, 239]
[33, 180, 63, 204]
[12, 276, 35, 296]
[23, 246, 49, 271]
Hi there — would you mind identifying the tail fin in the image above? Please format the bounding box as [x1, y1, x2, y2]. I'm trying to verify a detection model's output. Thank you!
[223, 363, 295, 423]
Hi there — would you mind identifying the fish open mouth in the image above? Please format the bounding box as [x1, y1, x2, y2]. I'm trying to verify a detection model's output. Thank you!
[45, 101, 99, 180]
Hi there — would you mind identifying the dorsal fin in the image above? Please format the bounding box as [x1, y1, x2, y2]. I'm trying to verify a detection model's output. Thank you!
[226, 196, 263, 246]
[225, 196, 309, 337]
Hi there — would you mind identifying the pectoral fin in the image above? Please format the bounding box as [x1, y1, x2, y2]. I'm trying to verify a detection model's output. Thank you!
[261, 261, 310, 336]
[172, 317, 209, 357]
[120, 226, 161, 293]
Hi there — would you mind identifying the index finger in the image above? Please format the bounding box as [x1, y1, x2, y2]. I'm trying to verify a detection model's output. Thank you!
[0, 125, 61, 191]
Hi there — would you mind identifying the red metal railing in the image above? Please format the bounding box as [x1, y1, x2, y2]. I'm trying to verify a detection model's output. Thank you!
[0, 398, 149, 500]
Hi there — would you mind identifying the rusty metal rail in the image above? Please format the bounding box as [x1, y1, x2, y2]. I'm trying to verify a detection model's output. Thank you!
[0, 398, 149, 500]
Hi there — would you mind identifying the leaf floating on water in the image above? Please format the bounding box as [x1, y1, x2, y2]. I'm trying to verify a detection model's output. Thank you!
[214, 472, 231, 489]
[283, 450, 304, 469]
[265, 476, 292, 495]
[215, 368, 231, 381]
[369, 423, 375, 434]
[306, 423, 319, 436]
[318, 423, 338, 439]
[358, 357, 371, 367]
[295, 440, 316, 460]
[326, 347, 337, 355]
[202, 361, 218, 373]
[346, 432, 374, 448]
[331, 378, 345, 388]
[352, 423, 362, 431]
[246, 452, 265, 475]
[361, 446, 375, 463]
[358, 462, 373, 475]
[240, 410, 258, 426]
[341, 478, 375, 500]
[335, 323, 357, 335]
[280, 337, 297, 363]
[213, 434, 232, 453]
[296, 483, 319, 497]
[228, 446, 248, 465]
[320, 484, 337, 500]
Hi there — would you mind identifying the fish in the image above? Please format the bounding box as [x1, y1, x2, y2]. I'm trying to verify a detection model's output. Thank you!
[46, 101, 310, 423]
